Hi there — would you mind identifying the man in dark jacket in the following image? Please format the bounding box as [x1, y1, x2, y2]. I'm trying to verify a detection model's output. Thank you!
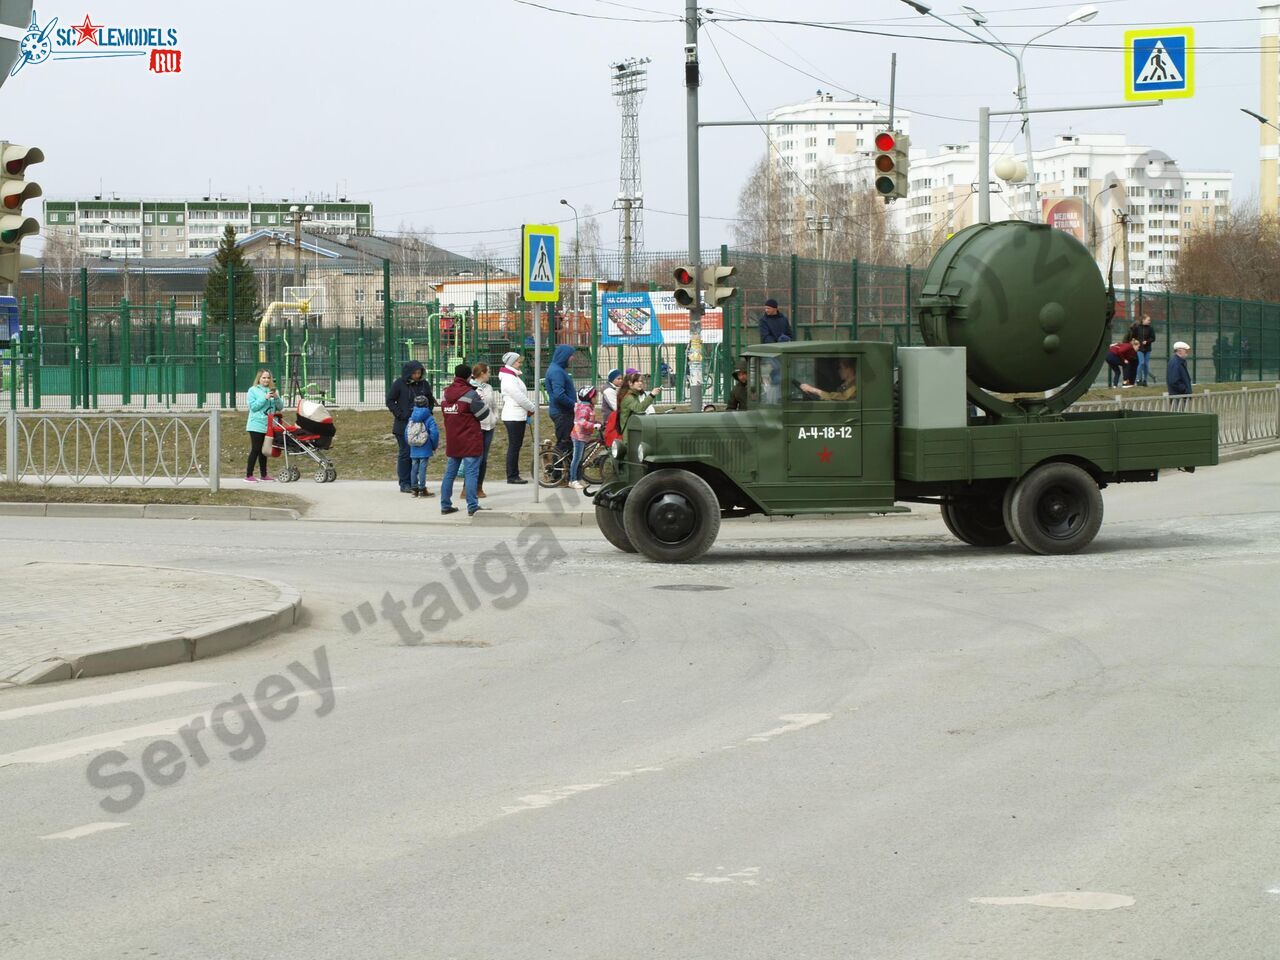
[544, 344, 576, 457]
[727, 367, 749, 411]
[386, 361, 436, 494]
[1167, 340, 1192, 408]
[758, 299, 792, 344]
[1127, 315, 1157, 386]
[439, 363, 486, 516]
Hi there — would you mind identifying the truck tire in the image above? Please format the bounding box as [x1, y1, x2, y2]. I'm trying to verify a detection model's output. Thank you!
[622, 469, 721, 563]
[595, 504, 637, 553]
[1006, 462, 1103, 555]
[941, 497, 1013, 547]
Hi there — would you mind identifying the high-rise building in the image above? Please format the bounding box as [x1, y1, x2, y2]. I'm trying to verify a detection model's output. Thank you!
[1259, 2, 1279, 214]
[42, 197, 373, 260]
[903, 134, 1231, 287]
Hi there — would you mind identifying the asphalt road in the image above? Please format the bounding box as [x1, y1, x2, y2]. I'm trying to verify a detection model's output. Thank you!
[1, 456, 1278, 960]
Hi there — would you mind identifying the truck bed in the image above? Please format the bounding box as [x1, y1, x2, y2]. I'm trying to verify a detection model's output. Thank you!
[896, 409, 1219, 484]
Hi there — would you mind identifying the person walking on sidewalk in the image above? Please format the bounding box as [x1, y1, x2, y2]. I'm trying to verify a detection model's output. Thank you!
[471, 361, 497, 499]
[244, 369, 284, 483]
[386, 361, 436, 494]
[545, 344, 577, 458]
[406, 395, 439, 498]
[499, 351, 535, 484]
[439, 363, 486, 517]
[569, 386, 600, 490]
[1127, 314, 1158, 386]
[1167, 340, 1193, 409]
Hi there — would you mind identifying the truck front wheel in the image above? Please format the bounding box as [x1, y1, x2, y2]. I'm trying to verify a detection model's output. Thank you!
[622, 469, 721, 563]
[941, 496, 1013, 547]
[1006, 462, 1103, 555]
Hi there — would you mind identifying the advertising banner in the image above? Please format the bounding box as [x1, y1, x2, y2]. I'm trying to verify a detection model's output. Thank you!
[1041, 196, 1086, 243]
[600, 291, 723, 346]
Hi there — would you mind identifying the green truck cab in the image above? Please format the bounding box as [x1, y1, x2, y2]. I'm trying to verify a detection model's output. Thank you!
[593, 221, 1218, 562]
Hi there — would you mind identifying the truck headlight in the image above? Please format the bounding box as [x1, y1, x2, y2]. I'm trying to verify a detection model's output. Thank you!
[611, 439, 624, 459]
[636, 442, 648, 462]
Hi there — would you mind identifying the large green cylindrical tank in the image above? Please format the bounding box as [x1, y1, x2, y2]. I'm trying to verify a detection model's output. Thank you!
[917, 221, 1107, 394]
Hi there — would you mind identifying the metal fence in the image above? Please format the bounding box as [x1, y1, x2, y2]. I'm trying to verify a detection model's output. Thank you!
[2, 410, 220, 490]
[4, 249, 1280, 412]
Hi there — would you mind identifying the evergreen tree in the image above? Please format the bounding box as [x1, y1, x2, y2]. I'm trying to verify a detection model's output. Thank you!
[204, 225, 260, 323]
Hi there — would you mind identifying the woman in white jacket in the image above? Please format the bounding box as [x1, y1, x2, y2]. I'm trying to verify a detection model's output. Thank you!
[499, 351, 536, 484]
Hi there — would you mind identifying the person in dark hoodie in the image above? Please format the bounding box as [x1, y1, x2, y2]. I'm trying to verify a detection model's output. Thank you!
[386, 361, 436, 494]
[439, 363, 486, 517]
[758, 299, 792, 344]
[544, 344, 577, 458]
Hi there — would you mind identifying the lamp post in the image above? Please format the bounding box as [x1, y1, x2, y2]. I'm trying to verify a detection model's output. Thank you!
[287, 204, 314, 287]
[559, 198, 580, 326]
[101, 218, 130, 300]
[1089, 182, 1119, 258]
[900, 1, 1099, 219]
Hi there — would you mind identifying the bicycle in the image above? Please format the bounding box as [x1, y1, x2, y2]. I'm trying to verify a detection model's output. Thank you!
[538, 433, 614, 488]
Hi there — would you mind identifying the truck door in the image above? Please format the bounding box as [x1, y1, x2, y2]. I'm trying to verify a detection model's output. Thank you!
[784, 354, 863, 479]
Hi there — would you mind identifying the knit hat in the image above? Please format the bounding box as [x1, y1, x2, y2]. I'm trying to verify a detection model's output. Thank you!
[502, 351, 520, 365]
[625, 367, 640, 376]
[765, 298, 779, 308]
[413, 395, 430, 406]
[606, 368, 622, 383]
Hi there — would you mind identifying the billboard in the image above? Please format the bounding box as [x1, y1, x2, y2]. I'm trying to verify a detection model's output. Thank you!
[600, 291, 723, 346]
[1041, 196, 1086, 243]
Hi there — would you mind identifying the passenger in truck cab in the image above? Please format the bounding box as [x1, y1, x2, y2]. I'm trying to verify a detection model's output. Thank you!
[799, 357, 857, 401]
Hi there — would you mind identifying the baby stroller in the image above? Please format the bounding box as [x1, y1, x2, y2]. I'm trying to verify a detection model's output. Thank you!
[270, 397, 338, 483]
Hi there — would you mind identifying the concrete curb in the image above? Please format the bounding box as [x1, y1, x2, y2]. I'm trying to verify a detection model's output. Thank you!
[0, 502, 300, 521]
[7, 566, 302, 686]
[1218, 440, 1280, 464]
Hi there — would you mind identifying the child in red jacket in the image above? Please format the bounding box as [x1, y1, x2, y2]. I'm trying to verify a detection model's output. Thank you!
[569, 386, 600, 490]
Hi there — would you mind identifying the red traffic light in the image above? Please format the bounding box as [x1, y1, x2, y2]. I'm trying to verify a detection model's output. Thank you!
[874, 132, 896, 152]
[674, 267, 693, 284]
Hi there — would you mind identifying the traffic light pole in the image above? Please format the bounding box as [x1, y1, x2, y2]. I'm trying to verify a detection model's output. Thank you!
[977, 101, 1162, 224]
[684, 0, 705, 411]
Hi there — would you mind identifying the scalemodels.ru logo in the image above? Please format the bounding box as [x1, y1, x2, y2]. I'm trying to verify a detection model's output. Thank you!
[8, 9, 182, 77]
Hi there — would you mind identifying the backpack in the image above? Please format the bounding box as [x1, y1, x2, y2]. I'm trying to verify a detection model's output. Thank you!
[406, 418, 428, 447]
[603, 408, 623, 448]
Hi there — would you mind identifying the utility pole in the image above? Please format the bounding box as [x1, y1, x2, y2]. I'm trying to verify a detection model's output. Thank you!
[288, 204, 314, 288]
[1115, 208, 1132, 326]
[684, 0, 705, 411]
[272, 233, 283, 302]
[621, 196, 633, 292]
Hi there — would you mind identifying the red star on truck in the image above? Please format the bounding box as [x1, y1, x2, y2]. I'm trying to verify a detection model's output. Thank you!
[818, 446, 833, 464]
[73, 14, 102, 45]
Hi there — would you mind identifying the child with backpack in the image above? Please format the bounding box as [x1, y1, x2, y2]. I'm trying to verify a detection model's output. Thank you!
[407, 395, 440, 498]
[570, 386, 600, 490]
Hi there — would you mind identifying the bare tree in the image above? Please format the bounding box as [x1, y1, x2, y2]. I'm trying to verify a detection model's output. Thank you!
[576, 205, 604, 280]
[1169, 209, 1280, 302]
[732, 154, 795, 255]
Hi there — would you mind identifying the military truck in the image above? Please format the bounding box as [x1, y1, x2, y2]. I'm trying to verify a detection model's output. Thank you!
[593, 221, 1218, 562]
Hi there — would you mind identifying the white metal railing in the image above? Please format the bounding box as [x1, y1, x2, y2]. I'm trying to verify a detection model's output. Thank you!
[3, 410, 220, 491]
[1071, 386, 1280, 447]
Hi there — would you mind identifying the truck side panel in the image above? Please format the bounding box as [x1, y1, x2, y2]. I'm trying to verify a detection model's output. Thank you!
[896, 410, 1218, 483]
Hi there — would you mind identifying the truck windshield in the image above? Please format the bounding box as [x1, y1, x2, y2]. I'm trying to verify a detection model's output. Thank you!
[750, 357, 782, 406]
[790, 356, 859, 402]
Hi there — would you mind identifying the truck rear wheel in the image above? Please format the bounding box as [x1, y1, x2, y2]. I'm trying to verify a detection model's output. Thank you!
[941, 496, 1013, 547]
[595, 504, 637, 553]
[622, 469, 721, 563]
[1006, 462, 1103, 555]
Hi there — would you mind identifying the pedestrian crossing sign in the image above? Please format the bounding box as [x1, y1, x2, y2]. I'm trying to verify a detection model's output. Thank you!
[521, 224, 559, 302]
[1125, 27, 1194, 101]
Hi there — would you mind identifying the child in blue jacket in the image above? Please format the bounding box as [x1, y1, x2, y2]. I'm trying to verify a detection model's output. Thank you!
[407, 395, 440, 498]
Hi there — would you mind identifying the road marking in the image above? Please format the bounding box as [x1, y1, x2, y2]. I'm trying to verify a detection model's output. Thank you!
[0, 689, 336, 768]
[744, 713, 832, 743]
[0, 682, 220, 722]
[39, 821, 128, 840]
[501, 766, 663, 816]
[970, 892, 1135, 911]
[687, 866, 762, 886]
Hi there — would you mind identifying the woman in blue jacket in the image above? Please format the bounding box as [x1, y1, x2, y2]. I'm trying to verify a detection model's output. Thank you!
[245, 369, 284, 483]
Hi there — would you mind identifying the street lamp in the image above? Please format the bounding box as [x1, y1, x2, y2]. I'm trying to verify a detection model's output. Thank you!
[287, 204, 314, 286]
[101, 218, 130, 300]
[559, 198, 580, 321]
[1242, 107, 1280, 131]
[1089, 182, 1118, 257]
[900, 1, 1098, 219]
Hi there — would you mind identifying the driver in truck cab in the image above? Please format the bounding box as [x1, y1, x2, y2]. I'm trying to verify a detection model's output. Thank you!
[799, 357, 857, 401]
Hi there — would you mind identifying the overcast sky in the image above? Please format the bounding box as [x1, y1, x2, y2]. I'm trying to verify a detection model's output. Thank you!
[2, 1, 1263, 258]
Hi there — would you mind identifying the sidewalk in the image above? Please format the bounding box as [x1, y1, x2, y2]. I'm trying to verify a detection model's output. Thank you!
[0, 562, 301, 686]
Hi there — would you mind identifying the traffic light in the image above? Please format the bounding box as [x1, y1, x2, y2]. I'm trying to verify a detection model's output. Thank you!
[873, 131, 910, 200]
[673, 264, 698, 308]
[701, 264, 737, 307]
[0, 142, 43, 285]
